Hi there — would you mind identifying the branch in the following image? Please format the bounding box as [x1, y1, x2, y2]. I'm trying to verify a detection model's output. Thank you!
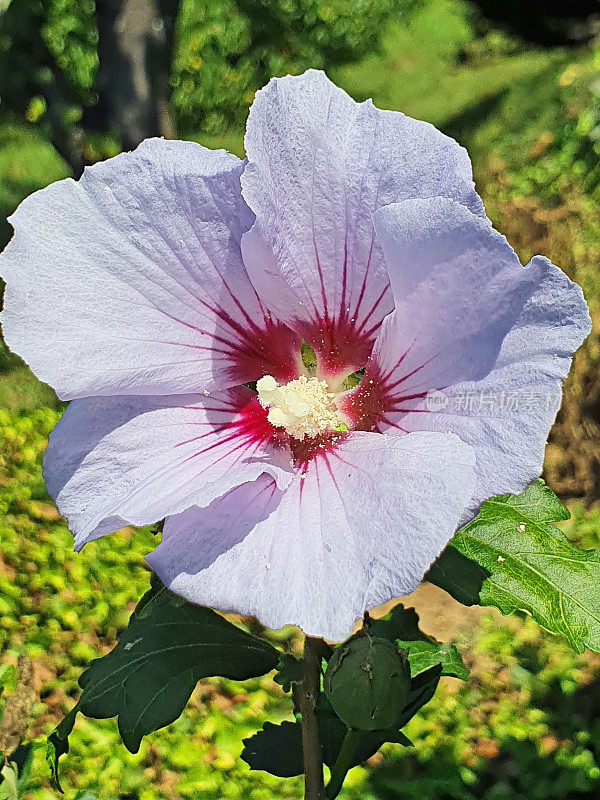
[298, 636, 326, 800]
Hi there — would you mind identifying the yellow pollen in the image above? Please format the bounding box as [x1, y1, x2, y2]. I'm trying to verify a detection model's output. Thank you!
[256, 374, 346, 440]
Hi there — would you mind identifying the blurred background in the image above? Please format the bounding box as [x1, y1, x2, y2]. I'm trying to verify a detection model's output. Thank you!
[2, 0, 600, 798]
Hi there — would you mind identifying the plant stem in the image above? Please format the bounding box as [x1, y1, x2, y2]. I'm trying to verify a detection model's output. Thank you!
[299, 636, 326, 800]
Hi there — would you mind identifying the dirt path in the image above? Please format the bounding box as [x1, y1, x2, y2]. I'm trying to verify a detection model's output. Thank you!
[371, 582, 488, 641]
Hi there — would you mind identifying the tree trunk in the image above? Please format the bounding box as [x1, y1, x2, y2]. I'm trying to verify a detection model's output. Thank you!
[89, 0, 178, 150]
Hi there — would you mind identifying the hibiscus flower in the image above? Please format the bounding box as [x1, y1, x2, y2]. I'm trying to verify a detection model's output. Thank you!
[0, 70, 590, 640]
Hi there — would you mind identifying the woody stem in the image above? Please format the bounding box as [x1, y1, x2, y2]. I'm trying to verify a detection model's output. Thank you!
[299, 635, 327, 800]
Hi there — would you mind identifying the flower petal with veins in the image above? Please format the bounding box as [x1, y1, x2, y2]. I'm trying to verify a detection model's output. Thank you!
[241, 69, 483, 380]
[148, 431, 476, 641]
[342, 198, 591, 515]
[43, 388, 293, 549]
[1, 139, 299, 400]
[0, 70, 591, 639]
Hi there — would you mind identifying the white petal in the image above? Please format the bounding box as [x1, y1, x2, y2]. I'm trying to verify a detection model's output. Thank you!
[1, 139, 299, 399]
[44, 389, 293, 548]
[240, 70, 483, 378]
[148, 430, 475, 641]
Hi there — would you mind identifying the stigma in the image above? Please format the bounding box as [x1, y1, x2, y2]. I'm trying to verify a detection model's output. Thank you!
[256, 374, 347, 440]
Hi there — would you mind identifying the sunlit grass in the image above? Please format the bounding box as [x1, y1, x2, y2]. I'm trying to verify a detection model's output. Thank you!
[0, 117, 69, 249]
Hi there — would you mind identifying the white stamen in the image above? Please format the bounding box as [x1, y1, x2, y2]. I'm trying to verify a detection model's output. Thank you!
[257, 374, 346, 440]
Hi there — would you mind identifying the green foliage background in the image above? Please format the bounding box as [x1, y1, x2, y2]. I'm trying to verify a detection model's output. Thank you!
[0, 0, 417, 135]
[2, 0, 600, 798]
[173, 0, 422, 133]
[3, 411, 600, 799]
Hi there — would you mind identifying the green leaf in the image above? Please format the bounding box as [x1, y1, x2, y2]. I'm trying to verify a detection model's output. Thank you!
[47, 577, 280, 786]
[241, 707, 412, 779]
[1, 744, 34, 799]
[0, 665, 17, 698]
[323, 635, 411, 731]
[79, 580, 279, 752]
[425, 545, 488, 606]
[243, 615, 446, 782]
[396, 663, 442, 729]
[243, 655, 437, 780]
[241, 721, 303, 777]
[300, 340, 317, 370]
[368, 604, 469, 680]
[273, 653, 303, 694]
[47, 704, 78, 792]
[241, 698, 350, 777]
[430, 479, 600, 654]
[0, 760, 18, 800]
[397, 639, 468, 680]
